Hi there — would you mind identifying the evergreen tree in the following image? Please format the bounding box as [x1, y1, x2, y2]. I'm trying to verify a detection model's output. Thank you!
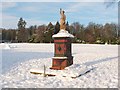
[44, 22, 54, 43]
[66, 21, 70, 33]
[54, 21, 60, 34]
[18, 17, 26, 30]
[17, 17, 28, 42]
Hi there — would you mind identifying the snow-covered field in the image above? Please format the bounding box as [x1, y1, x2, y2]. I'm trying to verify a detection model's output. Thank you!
[0, 43, 118, 88]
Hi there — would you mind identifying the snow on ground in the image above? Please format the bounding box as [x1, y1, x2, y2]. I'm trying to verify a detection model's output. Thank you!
[0, 43, 118, 88]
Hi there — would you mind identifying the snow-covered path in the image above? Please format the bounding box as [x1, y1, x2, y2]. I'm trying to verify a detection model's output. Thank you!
[0, 43, 118, 88]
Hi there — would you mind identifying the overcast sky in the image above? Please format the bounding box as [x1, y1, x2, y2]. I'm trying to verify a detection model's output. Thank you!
[1, 1, 118, 29]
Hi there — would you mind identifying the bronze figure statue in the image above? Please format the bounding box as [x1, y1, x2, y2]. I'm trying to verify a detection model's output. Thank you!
[60, 8, 66, 30]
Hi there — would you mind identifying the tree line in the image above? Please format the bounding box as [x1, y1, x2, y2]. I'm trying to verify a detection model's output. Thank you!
[1, 17, 120, 44]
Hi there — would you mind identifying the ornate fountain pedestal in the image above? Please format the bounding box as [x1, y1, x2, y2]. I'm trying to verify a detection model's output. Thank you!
[50, 30, 74, 70]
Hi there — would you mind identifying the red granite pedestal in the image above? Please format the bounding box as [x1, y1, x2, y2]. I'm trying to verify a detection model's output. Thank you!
[50, 37, 73, 70]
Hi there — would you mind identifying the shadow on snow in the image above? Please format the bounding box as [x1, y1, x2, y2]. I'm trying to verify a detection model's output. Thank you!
[2, 50, 53, 74]
[83, 56, 118, 66]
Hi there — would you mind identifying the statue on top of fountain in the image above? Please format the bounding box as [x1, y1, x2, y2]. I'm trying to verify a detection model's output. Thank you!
[60, 8, 66, 30]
